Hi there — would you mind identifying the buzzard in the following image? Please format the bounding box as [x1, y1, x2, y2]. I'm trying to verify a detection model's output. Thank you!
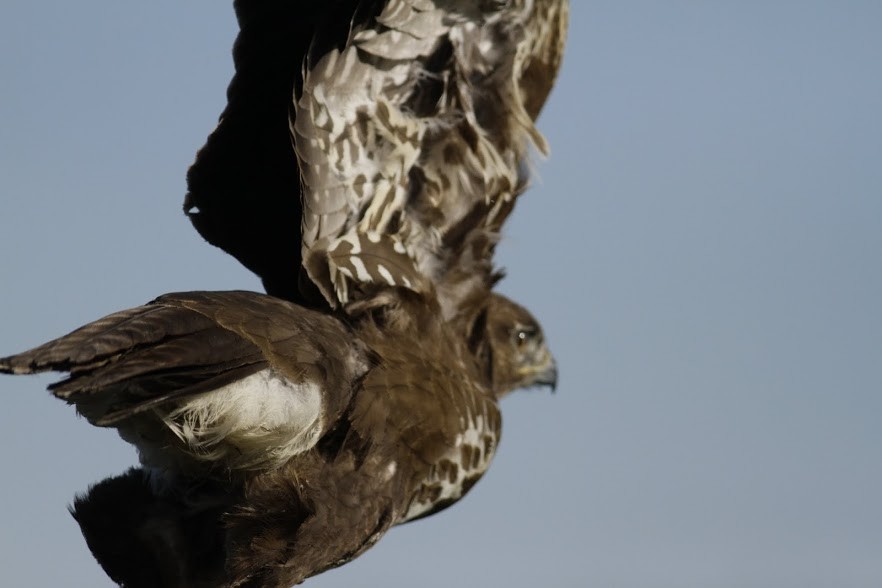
[0, 1, 567, 586]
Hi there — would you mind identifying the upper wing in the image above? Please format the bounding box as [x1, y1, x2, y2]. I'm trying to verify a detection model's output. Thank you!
[295, 0, 569, 318]
[184, 1, 320, 303]
[184, 0, 567, 317]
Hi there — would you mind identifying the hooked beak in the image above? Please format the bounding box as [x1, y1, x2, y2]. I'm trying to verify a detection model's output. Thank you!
[518, 350, 558, 393]
[533, 358, 558, 392]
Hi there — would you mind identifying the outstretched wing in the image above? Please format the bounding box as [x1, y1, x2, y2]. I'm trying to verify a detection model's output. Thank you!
[185, 0, 568, 317]
[184, 1, 319, 303]
[0, 291, 366, 471]
[295, 0, 569, 317]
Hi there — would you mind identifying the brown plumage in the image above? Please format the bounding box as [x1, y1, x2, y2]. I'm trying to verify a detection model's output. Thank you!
[0, 289, 547, 587]
[2, 0, 567, 585]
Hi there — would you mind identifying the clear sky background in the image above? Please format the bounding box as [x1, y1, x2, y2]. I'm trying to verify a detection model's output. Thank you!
[1, 2, 880, 587]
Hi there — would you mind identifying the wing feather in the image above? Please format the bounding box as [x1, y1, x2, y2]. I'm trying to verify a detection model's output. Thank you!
[0, 291, 367, 471]
[294, 0, 568, 317]
[184, 0, 568, 318]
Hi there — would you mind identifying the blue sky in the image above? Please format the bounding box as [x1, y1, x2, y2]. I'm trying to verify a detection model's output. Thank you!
[1, 2, 881, 586]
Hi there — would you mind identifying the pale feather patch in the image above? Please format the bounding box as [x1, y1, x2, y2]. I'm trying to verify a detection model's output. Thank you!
[383, 461, 397, 482]
[158, 368, 323, 471]
[376, 264, 396, 286]
[402, 414, 496, 521]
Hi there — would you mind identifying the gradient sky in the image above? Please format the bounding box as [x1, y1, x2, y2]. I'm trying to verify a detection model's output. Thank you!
[2, 2, 881, 587]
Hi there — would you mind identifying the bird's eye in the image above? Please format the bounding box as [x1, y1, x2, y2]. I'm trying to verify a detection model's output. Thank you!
[514, 326, 538, 349]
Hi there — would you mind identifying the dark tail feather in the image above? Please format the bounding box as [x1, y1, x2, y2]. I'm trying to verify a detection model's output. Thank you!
[71, 468, 228, 588]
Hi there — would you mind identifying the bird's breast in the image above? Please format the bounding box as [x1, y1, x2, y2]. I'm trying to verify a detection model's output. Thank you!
[402, 409, 499, 522]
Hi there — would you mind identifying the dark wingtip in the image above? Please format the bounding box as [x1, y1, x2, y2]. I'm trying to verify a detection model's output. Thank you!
[0, 354, 37, 375]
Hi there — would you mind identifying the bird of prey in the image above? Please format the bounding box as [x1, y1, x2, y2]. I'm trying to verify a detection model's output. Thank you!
[1, 1, 567, 586]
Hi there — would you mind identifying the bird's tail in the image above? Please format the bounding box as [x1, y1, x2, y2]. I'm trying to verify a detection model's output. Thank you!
[71, 468, 228, 588]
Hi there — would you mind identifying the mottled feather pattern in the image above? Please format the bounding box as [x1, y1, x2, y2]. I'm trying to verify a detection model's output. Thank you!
[295, 0, 568, 317]
[351, 309, 502, 522]
[323, 231, 433, 305]
[401, 394, 501, 522]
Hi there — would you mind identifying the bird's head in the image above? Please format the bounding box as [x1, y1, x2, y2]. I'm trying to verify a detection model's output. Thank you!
[482, 293, 557, 397]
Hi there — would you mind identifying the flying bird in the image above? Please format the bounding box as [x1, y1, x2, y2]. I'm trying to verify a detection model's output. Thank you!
[1, 1, 567, 586]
